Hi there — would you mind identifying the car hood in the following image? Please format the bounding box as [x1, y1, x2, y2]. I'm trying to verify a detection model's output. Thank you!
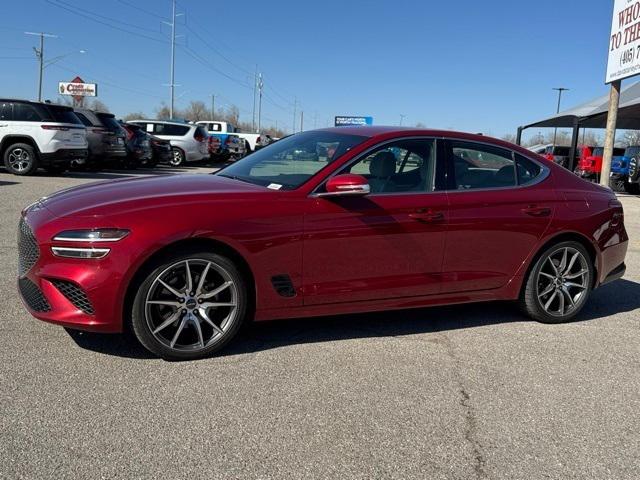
[39, 174, 267, 218]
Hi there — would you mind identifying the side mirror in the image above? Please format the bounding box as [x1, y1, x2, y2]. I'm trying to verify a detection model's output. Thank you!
[317, 174, 370, 197]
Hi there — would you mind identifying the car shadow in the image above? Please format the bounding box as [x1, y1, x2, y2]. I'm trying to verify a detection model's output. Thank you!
[65, 279, 640, 360]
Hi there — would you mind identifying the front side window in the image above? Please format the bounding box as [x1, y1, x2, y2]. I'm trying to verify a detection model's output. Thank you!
[338, 139, 436, 194]
[449, 141, 516, 190]
[218, 130, 367, 190]
[0, 102, 13, 120]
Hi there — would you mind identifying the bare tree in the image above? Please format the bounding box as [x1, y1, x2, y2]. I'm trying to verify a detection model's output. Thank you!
[122, 111, 147, 122]
[155, 103, 172, 120]
[183, 101, 208, 122]
[621, 130, 640, 147]
[415, 122, 426, 128]
[88, 99, 110, 113]
[501, 133, 517, 144]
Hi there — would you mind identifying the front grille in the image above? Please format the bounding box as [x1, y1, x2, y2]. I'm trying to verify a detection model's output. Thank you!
[18, 278, 51, 312]
[18, 218, 39, 277]
[51, 280, 95, 315]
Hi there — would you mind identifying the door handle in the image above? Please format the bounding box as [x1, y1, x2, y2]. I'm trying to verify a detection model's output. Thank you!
[409, 210, 445, 223]
[522, 205, 551, 217]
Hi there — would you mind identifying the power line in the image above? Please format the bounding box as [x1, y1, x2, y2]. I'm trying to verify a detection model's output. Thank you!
[45, 0, 168, 44]
[115, 0, 169, 21]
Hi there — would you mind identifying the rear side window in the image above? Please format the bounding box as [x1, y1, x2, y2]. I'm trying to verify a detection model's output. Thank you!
[515, 154, 543, 186]
[75, 112, 94, 127]
[449, 141, 516, 190]
[46, 106, 83, 125]
[96, 113, 122, 132]
[154, 123, 190, 136]
[13, 103, 42, 122]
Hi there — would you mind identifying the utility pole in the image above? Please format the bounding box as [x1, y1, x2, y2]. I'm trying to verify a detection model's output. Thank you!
[25, 31, 57, 102]
[601, 81, 621, 187]
[257, 73, 263, 133]
[292, 97, 297, 134]
[300, 111, 304, 132]
[210, 94, 215, 120]
[399, 114, 406, 126]
[552, 87, 569, 147]
[252, 65, 258, 131]
[168, 0, 179, 118]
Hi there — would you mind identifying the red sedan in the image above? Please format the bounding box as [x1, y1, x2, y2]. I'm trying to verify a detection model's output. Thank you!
[17, 127, 628, 359]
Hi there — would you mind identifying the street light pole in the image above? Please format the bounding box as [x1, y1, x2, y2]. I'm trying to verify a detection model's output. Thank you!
[399, 114, 406, 126]
[210, 94, 215, 120]
[25, 31, 57, 102]
[257, 73, 263, 133]
[552, 87, 569, 147]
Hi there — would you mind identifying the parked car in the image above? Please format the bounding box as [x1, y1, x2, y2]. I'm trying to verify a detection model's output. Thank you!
[207, 135, 223, 160]
[541, 145, 594, 170]
[575, 146, 625, 180]
[614, 145, 640, 194]
[0, 99, 87, 175]
[224, 133, 246, 159]
[197, 120, 268, 154]
[18, 127, 628, 360]
[74, 109, 127, 168]
[128, 120, 208, 166]
[149, 135, 172, 165]
[119, 122, 152, 168]
[527, 143, 552, 155]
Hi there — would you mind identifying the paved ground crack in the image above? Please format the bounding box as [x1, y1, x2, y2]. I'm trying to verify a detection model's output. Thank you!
[438, 332, 487, 480]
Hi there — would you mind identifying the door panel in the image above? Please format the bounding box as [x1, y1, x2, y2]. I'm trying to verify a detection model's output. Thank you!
[441, 141, 554, 293]
[303, 193, 448, 305]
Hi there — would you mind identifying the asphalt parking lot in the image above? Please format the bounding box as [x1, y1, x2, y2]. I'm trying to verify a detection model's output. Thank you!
[1, 166, 639, 480]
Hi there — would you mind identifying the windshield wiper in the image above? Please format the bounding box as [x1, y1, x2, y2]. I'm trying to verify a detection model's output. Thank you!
[218, 173, 254, 185]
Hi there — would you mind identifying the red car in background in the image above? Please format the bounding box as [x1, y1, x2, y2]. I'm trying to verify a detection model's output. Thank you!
[17, 127, 628, 359]
[542, 145, 594, 170]
[575, 146, 626, 180]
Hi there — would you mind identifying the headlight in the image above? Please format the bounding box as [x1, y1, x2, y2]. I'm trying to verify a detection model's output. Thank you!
[52, 229, 129, 242]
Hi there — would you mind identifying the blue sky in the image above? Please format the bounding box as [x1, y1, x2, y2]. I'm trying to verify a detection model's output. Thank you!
[0, 0, 619, 138]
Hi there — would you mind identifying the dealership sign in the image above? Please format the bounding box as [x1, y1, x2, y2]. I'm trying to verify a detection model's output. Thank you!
[606, 0, 640, 83]
[58, 77, 97, 97]
[335, 116, 373, 127]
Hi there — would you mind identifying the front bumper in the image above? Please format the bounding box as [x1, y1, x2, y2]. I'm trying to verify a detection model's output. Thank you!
[17, 213, 127, 333]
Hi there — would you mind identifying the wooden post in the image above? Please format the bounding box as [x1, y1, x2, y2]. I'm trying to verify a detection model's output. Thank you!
[601, 80, 621, 187]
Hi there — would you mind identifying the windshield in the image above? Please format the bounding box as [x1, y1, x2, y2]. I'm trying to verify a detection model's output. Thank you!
[217, 130, 368, 190]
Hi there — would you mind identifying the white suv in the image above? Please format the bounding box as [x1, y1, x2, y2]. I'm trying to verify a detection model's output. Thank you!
[0, 99, 88, 175]
[128, 120, 208, 166]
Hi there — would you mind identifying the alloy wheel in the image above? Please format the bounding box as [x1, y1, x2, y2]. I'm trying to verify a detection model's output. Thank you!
[536, 246, 589, 317]
[8, 148, 32, 172]
[170, 149, 184, 166]
[144, 259, 238, 352]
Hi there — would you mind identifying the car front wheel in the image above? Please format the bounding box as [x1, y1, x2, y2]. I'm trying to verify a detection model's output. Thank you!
[131, 251, 247, 360]
[519, 241, 593, 323]
[170, 147, 185, 166]
[4, 143, 39, 175]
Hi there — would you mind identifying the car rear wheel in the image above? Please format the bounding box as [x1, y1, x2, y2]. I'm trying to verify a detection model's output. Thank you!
[131, 251, 247, 360]
[519, 241, 593, 323]
[4, 143, 38, 176]
[610, 175, 627, 192]
[170, 147, 185, 166]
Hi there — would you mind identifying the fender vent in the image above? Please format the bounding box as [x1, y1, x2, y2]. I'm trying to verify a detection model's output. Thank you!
[271, 275, 296, 298]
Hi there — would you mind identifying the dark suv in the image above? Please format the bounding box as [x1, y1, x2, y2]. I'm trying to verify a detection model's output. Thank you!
[74, 108, 127, 168]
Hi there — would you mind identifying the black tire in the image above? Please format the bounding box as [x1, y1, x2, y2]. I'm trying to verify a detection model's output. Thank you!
[519, 241, 594, 324]
[131, 250, 247, 360]
[610, 175, 627, 193]
[624, 182, 640, 195]
[3, 143, 38, 175]
[170, 147, 185, 167]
